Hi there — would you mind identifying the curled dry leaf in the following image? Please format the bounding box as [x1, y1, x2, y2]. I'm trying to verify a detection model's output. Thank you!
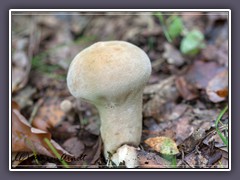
[32, 98, 65, 131]
[206, 69, 228, 103]
[145, 136, 179, 155]
[185, 61, 224, 89]
[12, 108, 73, 159]
[176, 60, 227, 101]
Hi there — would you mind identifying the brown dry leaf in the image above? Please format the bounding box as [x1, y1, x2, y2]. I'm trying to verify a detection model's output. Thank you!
[203, 130, 228, 150]
[163, 104, 188, 121]
[202, 43, 228, 67]
[51, 121, 80, 141]
[90, 137, 102, 165]
[143, 95, 165, 121]
[175, 116, 194, 144]
[12, 101, 20, 110]
[12, 50, 31, 93]
[32, 98, 65, 131]
[163, 43, 185, 66]
[12, 109, 73, 158]
[183, 151, 208, 168]
[51, 121, 79, 141]
[137, 150, 170, 168]
[13, 86, 36, 110]
[185, 60, 224, 89]
[145, 136, 179, 155]
[143, 76, 179, 121]
[175, 76, 198, 100]
[83, 137, 102, 167]
[11, 36, 33, 93]
[77, 130, 102, 167]
[143, 76, 176, 96]
[62, 137, 85, 158]
[202, 45, 219, 61]
[206, 69, 228, 103]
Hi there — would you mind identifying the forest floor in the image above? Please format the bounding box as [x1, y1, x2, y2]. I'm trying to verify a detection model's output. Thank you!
[11, 11, 229, 169]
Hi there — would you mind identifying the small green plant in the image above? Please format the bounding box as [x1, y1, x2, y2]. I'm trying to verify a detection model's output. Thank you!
[159, 138, 178, 168]
[180, 29, 205, 55]
[154, 12, 183, 42]
[166, 15, 184, 40]
[31, 54, 66, 80]
[44, 138, 70, 168]
[154, 12, 205, 56]
[162, 154, 177, 168]
[215, 105, 228, 147]
[25, 139, 40, 165]
[147, 37, 155, 50]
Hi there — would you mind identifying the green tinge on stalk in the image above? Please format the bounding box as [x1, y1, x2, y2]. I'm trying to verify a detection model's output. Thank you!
[162, 154, 177, 168]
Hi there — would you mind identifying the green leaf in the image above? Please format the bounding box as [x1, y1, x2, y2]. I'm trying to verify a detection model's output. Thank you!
[180, 29, 205, 55]
[159, 137, 179, 155]
[167, 16, 183, 39]
[215, 105, 228, 147]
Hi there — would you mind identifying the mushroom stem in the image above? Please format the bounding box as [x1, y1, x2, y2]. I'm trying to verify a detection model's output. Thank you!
[97, 92, 143, 158]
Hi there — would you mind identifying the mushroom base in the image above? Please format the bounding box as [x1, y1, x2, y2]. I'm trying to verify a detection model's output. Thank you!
[97, 97, 143, 160]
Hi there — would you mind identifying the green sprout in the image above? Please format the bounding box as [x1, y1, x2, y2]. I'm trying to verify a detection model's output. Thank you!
[154, 12, 205, 56]
[44, 138, 70, 168]
[215, 105, 228, 147]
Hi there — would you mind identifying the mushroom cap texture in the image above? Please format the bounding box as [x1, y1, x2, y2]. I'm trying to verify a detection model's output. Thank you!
[67, 41, 151, 105]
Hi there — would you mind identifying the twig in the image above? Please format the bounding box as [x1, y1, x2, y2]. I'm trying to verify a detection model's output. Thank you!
[29, 99, 44, 125]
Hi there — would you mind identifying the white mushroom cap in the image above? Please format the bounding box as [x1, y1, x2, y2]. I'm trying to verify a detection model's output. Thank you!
[67, 41, 151, 104]
[67, 41, 151, 161]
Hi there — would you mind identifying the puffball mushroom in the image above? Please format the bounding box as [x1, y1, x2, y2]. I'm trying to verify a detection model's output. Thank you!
[67, 41, 151, 165]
